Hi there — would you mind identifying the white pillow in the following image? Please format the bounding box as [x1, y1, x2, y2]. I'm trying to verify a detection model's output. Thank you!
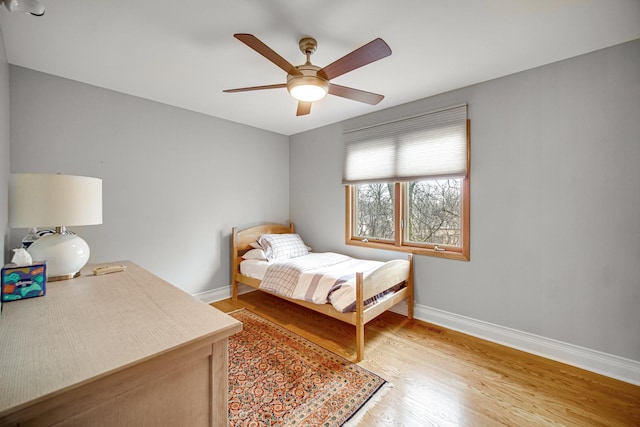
[258, 233, 309, 262]
[241, 248, 267, 260]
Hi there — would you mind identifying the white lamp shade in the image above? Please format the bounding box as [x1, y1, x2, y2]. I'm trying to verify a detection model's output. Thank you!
[9, 174, 102, 228]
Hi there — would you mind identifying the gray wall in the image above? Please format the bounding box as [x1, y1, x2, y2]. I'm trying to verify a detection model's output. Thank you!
[9, 67, 290, 295]
[290, 39, 640, 361]
[0, 27, 9, 264]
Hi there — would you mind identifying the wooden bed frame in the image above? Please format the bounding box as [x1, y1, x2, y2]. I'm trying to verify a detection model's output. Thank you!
[231, 223, 414, 362]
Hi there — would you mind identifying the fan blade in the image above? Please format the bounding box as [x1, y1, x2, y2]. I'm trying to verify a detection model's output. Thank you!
[296, 101, 312, 116]
[328, 84, 384, 105]
[234, 34, 302, 76]
[223, 83, 287, 93]
[318, 38, 391, 80]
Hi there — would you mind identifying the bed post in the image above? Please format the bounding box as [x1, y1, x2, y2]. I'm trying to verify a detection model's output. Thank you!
[407, 254, 414, 320]
[231, 227, 239, 302]
[355, 271, 365, 362]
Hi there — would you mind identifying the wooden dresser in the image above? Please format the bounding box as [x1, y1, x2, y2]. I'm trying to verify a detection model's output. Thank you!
[0, 261, 241, 427]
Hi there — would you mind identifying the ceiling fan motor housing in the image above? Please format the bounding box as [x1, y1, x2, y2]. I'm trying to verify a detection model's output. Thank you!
[298, 37, 317, 55]
[287, 64, 329, 102]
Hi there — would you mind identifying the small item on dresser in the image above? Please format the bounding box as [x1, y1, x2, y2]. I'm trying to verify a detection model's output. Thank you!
[1, 262, 47, 302]
[93, 264, 127, 276]
[11, 248, 33, 266]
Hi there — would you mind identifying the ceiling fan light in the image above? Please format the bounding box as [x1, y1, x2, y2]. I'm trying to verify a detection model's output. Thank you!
[287, 76, 329, 102]
[290, 85, 326, 102]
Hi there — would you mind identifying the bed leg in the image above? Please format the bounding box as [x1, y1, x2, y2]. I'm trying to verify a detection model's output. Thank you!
[231, 226, 239, 303]
[407, 254, 414, 320]
[356, 323, 364, 363]
[355, 272, 364, 362]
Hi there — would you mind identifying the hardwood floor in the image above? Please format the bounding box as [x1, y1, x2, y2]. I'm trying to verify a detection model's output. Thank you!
[212, 291, 640, 426]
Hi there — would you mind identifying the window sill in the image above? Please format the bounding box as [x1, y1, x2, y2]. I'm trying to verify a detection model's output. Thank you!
[345, 239, 470, 261]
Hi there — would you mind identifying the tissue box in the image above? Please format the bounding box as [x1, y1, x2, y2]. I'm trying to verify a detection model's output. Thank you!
[1, 263, 47, 302]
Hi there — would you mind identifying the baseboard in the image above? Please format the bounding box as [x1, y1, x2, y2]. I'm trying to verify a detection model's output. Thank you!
[199, 286, 640, 386]
[410, 304, 640, 386]
[192, 284, 254, 304]
[192, 288, 226, 304]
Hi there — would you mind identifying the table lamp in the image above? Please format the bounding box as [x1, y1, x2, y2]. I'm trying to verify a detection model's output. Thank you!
[9, 173, 103, 281]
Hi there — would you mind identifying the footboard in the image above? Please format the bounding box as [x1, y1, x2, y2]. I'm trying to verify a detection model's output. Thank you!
[354, 255, 414, 361]
[361, 259, 411, 301]
[360, 256, 413, 321]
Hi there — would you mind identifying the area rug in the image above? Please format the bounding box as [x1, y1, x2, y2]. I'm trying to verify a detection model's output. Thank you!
[228, 309, 386, 426]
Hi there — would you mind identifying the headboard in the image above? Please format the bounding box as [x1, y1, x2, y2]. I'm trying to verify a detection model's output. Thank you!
[231, 223, 295, 273]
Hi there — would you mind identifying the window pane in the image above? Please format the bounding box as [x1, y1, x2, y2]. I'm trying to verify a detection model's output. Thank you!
[354, 183, 395, 241]
[407, 179, 462, 247]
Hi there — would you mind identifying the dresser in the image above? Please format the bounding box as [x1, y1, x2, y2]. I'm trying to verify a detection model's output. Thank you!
[0, 261, 241, 426]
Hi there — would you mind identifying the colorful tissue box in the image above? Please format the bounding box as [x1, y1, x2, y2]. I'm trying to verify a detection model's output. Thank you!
[1, 263, 47, 302]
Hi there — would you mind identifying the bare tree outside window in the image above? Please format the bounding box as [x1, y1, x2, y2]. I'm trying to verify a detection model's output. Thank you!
[354, 179, 461, 247]
[407, 179, 462, 247]
[355, 183, 394, 240]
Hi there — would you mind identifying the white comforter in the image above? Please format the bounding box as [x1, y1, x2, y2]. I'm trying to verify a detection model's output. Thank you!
[242, 252, 384, 312]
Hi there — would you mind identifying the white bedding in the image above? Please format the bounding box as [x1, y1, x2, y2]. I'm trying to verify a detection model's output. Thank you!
[239, 258, 270, 279]
[240, 253, 399, 312]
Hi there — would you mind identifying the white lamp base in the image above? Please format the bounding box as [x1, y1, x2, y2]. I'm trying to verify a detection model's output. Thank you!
[27, 232, 91, 281]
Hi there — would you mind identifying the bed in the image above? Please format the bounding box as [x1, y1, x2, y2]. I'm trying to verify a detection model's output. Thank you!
[231, 223, 414, 361]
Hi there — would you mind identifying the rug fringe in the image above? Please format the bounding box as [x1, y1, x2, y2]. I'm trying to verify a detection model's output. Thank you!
[342, 382, 394, 427]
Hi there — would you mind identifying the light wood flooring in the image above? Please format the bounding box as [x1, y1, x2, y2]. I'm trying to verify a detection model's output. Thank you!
[212, 291, 640, 426]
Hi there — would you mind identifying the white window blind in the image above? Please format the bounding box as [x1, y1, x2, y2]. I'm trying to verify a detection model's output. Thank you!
[343, 104, 468, 184]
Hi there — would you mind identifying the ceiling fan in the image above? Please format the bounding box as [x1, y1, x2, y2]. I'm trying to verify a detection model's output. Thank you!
[223, 34, 392, 116]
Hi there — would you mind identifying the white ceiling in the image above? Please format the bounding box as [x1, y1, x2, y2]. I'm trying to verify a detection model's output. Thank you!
[1, 1, 639, 136]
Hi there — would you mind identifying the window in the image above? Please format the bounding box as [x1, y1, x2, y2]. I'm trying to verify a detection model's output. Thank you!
[343, 105, 470, 260]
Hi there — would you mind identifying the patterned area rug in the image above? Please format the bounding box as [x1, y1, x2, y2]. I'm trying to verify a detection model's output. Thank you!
[228, 309, 386, 426]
